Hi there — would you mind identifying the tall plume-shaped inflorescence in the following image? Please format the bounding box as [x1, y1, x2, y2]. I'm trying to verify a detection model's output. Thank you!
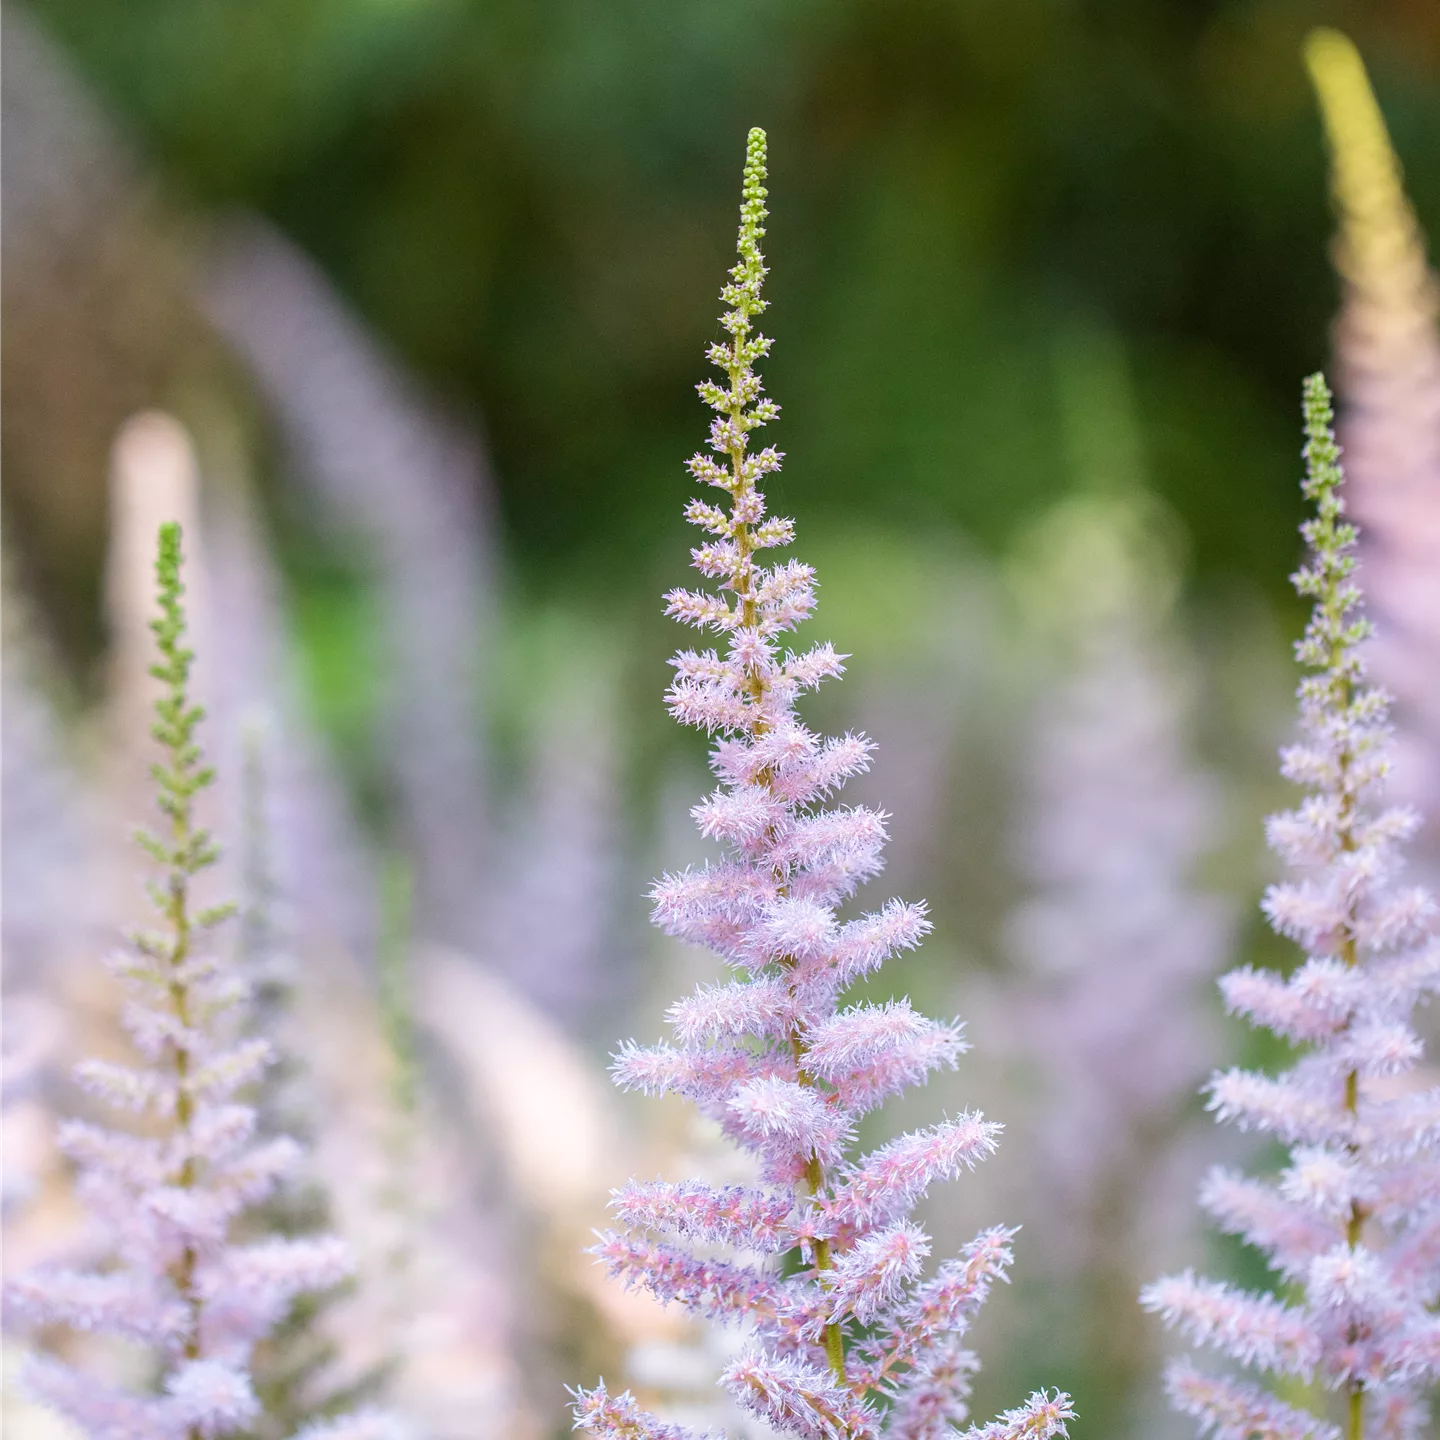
[203, 218, 494, 956]
[1305, 30, 1440, 826]
[1006, 499, 1231, 1436]
[233, 721, 394, 1440]
[2, 524, 371, 1440]
[570, 128, 1073, 1440]
[1142, 376, 1440, 1440]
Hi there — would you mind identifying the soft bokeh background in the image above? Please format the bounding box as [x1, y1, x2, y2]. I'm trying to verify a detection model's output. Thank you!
[3, 3, 1438, 1438]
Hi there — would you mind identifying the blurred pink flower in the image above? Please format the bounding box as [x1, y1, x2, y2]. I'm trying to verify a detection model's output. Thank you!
[1308, 30, 1440, 830]
[2, 526, 377, 1440]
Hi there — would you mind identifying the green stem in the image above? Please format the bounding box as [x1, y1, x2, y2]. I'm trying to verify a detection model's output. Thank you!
[725, 344, 847, 1384]
[1325, 537, 1364, 1440]
[151, 523, 209, 1440]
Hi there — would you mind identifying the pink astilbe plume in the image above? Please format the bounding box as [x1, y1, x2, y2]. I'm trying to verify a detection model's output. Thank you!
[569, 128, 1072, 1440]
[1143, 376, 1440, 1440]
[2, 525, 381, 1440]
[1306, 30, 1440, 826]
[1005, 490, 1232, 1436]
[204, 216, 495, 956]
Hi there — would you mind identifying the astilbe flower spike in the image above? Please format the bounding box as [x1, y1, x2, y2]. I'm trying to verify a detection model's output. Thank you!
[570, 127, 1073, 1440]
[232, 722, 393, 1440]
[1142, 376, 1440, 1440]
[1005, 492, 1232, 1434]
[2, 524, 374, 1440]
[1305, 30, 1440, 823]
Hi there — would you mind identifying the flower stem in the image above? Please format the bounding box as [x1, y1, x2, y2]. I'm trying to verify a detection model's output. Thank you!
[720, 161, 848, 1381]
[1303, 378, 1366, 1440]
[149, 521, 216, 1440]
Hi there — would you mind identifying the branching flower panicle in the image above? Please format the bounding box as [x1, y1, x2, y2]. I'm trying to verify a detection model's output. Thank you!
[1305, 28, 1440, 824]
[1006, 492, 1232, 1434]
[570, 128, 1072, 1440]
[1142, 376, 1440, 1440]
[2, 524, 385, 1440]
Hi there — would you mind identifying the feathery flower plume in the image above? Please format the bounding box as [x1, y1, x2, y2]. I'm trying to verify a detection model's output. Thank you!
[479, 629, 623, 1033]
[570, 128, 1072, 1440]
[203, 218, 494, 953]
[1142, 376, 1440, 1440]
[201, 479, 380, 977]
[234, 720, 394, 1440]
[3, 525, 369, 1440]
[1006, 495, 1231, 1435]
[999, 324, 1234, 1433]
[1305, 30, 1440, 824]
[1, 569, 105, 1289]
[1, 561, 100, 989]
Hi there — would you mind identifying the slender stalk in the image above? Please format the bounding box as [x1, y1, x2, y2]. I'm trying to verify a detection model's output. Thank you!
[147, 521, 222, 1436]
[716, 178, 848, 1383]
[1308, 399, 1370, 1440]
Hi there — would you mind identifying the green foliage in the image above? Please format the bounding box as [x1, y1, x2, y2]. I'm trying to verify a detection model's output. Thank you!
[28, 1, 1440, 601]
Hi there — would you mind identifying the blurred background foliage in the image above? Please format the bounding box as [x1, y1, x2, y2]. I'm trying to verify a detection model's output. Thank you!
[10, 0, 1440, 649]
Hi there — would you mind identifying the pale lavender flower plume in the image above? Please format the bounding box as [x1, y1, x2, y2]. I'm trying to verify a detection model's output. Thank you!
[478, 630, 623, 1032]
[570, 128, 1071, 1440]
[1142, 375, 1440, 1440]
[203, 217, 495, 954]
[3, 560, 121, 1280]
[1, 570, 101, 990]
[1307, 30, 1440, 828]
[2, 5, 135, 256]
[203, 480, 381, 972]
[1006, 490, 1232, 1434]
[1006, 337, 1232, 1221]
[1, 993, 65, 1221]
[2, 525, 373, 1440]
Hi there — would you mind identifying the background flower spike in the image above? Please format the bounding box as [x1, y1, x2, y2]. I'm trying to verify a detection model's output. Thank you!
[1142, 374, 1440, 1440]
[2, 523, 398, 1440]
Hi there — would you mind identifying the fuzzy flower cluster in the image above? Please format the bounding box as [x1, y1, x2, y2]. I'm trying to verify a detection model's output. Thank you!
[1006, 502, 1232, 1435]
[570, 128, 1072, 1440]
[1305, 28, 1440, 822]
[1143, 376, 1440, 1440]
[1008, 503, 1229, 1224]
[2, 525, 381, 1440]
